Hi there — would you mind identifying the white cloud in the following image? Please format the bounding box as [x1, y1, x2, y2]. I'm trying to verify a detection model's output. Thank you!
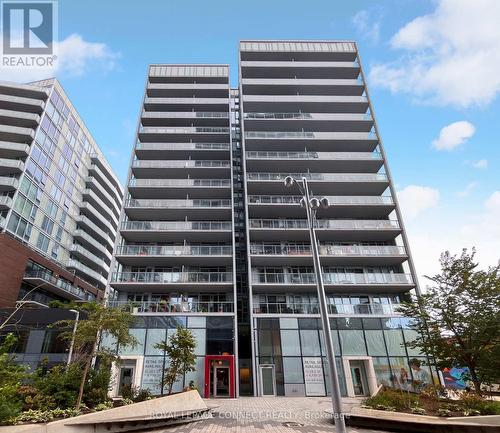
[369, 0, 500, 107]
[0, 33, 119, 82]
[352, 10, 381, 44]
[397, 185, 440, 219]
[432, 121, 475, 151]
[471, 159, 488, 169]
[456, 181, 478, 198]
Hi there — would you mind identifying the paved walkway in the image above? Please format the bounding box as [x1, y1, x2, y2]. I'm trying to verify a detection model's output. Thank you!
[148, 397, 386, 433]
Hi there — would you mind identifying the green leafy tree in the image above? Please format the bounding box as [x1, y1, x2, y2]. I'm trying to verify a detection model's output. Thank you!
[55, 302, 138, 408]
[155, 326, 196, 395]
[0, 334, 26, 423]
[399, 249, 500, 394]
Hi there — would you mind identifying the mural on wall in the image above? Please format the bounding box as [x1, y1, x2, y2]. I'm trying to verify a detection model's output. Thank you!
[442, 367, 469, 389]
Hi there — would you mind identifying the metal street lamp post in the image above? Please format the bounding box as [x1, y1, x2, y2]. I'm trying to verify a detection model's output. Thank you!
[284, 176, 347, 433]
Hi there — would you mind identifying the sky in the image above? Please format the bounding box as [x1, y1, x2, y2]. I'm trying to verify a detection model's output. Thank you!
[1, 0, 499, 287]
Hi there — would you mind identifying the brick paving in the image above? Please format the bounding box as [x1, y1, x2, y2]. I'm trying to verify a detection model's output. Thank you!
[148, 397, 385, 433]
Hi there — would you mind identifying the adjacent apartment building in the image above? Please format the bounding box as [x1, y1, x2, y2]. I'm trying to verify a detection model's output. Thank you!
[0, 78, 123, 369]
[109, 40, 433, 399]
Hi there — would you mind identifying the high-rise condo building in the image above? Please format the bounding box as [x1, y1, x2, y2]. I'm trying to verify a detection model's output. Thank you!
[0, 78, 123, 368]
[110, 40, 431, 399]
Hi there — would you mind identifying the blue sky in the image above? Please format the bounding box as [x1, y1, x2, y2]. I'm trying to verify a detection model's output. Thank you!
[2, 0, 499, 283]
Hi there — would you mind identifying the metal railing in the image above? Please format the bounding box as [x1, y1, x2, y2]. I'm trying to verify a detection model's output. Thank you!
[251, 272, 413, 285]
[246, 151, 381, 160]
[253, 302, 401, 316]
[129, 178, 231, 188]
[115, 244, 232, 256]
[142, 111, 229, 119]
[245, 131, 374, 139]
[250, 243, 406, 257]
[249, 219, 400, 230]
[124, 198, 231, 208]
[247, 172, 388, 182]
[108, 300, 234, 313]
[121, 221, 232, 231]
[247, 195, 394, 205]
[24, 269, 86, 299]
[135, 142, 230, 151]
[132, 160, 230, 168]
[243, 112, 372, 121]
[139, 126, 230, 134]
[112, 271, 232, 284]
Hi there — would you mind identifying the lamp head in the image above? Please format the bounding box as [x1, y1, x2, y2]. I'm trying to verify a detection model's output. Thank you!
[320, 197, 330, 209]
[299, 197, 306, 208]
[284, 176, 295, 189]
[309, 197, 320, 210]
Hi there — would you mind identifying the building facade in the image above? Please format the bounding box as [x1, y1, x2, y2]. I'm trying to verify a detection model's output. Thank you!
[0, 78, 123, 367]
[110, 40, 433, 398]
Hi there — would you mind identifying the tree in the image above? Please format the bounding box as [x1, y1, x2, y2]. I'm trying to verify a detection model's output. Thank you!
[155, 326, 196, 395]
[55, 302, 138, 408]
[399, 248, 500, 394]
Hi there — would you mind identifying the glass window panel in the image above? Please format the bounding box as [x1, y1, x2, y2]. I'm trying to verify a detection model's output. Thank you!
[191, 328, 206, 356]
[119, 328, 145, 356]
[365, 330, 386, 356]
[339, 330, 366, 356]
[372, 357, 392, 387]
[283, 357, 304, 383]
[384, 329, 406, 356]
[403, 329, 424, 356]
[300, 330, 321, 356]
[145, 328, 166, 356]
[280, 318, 298, 329]
[280, 330, 301, 356]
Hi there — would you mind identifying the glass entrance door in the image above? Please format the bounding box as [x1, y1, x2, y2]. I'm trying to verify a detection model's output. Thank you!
[119, 367, 134, 396]
[350, 361, 369, 396]
[259, 364, 276, 396]
[213, 366, 230, 397]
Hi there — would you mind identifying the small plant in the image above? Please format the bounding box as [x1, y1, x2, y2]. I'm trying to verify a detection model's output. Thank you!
[122, 398, 133, 406]
[133, 388, 153, 402]
[437, 408, 451, 417]
[364, 388, 420, 412]
[410, 407, 426, 415]
[94, 401, 113, 412]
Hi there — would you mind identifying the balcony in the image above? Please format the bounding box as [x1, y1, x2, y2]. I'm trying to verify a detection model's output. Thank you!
[134, 142, 230, 159]
[245, 150, 383, 172]
[109, 299, 234, 314]
[0, 141, 30, 158]
[0, 158, 24, 175]
[120, 220, 232, 242]
[79, 202, 116, 235]
[248, 218, 401, 241]
[246, 172, 389, 195]
[0, 124, 35, 143]
[253, 301, 403, 316]
[23, 270, 85, 300]
[124, 198, 232, 219]
[244, 130, 377, 152]
[67, 259, 107, 288]
[251, 272, 414, 292]
[143, 96, 229, 111]
[73, 229, 112, 261]
[240, 60, 360, 79]
[0, 109, 40, 128]
[86, 176, 121, 216]
[70, 244, 109, 274]
[141, 110, 229, 127]
[247, 194, 395, 219]
[110, 270, 233, 291]
[138, 126, 230, 142]
[90, 154, 123, 198]
[75, 214, 114, 250]
[82, 188, 119, 226]
[0, 176, 19, 192]
[0, 195, 13, 210]
[243, 112, 373, 132]
[146, 82, 229, 98]
[249, 243, 407, 266]
[241, 78, 364, 97]
[131, 159, 231, 178]
[88, 162, 122, 202]
[114, 244, 232, 265]
[0, 93, 45, 113]
[128, 178, 231, 199]
[242, 95, 369, 116]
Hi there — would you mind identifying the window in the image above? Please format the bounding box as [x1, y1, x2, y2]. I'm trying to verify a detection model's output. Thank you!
[36, 233, 50, 253]
[41, 215, 54, 235]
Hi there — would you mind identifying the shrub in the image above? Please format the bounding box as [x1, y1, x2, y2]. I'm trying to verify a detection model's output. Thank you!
[33, 364, 81, 409]
[459, 392, 500, 416]
[84, 363, 112, 408]
[133, 388, 153, 403]
[14, 408, 81, 424]
[0, 384, 23, 424]
[364, 388, 420, 411]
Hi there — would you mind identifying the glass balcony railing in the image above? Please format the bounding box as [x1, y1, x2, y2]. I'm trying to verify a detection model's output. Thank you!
[139, 126, 230, 134]
[124, 198, 231, 208]
[132, 160, 230, 168]
[247, 195, 394, 205]
[135, 142, 231, 151]
[142, 111, 229, 119]
[243, 112, 372, 121]
[249, 219, 400, 230]
[245, 131, 375, 140]
[129, 178, 231, 188]
[115, 244, 232, 256]
[108, 300, 234, 314]
[24, 269, 86, 299]
[111, 271, 232, 284]
[247, 172, 388, 182]
[253, 302, 401, 316]
[246, 151, 382, 160]
[251, 272, 413, 285]
[250, 243, 406, 257]
[121, 221, 232, 231]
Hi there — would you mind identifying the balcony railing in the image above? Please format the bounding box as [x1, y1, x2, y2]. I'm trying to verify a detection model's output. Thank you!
[121, 221, 232, 231]
[24, 269, 86, 299]
[247, 195, 394, 205]
[250, 243, 406, 257]
[245, 131, 375, 140]
[129, 178, 231, 188]
[246, 151, 381, 160]
[132, 160, 230, 168]
[139, 126, 230, 134]
[244, 112, 373, 121]
[124, 198, 231, 208]
[135, 142, 230, 151]
[108, 300, 234, 314]
[115, 244, 232, 256]
[142, 111, 229, 119]
[249, 219, 400, 230]
[252, 272, 413, 286]
[253, 302, 401, 316]
[247, 172, 388, 182]
[111, 271, 232, 284]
